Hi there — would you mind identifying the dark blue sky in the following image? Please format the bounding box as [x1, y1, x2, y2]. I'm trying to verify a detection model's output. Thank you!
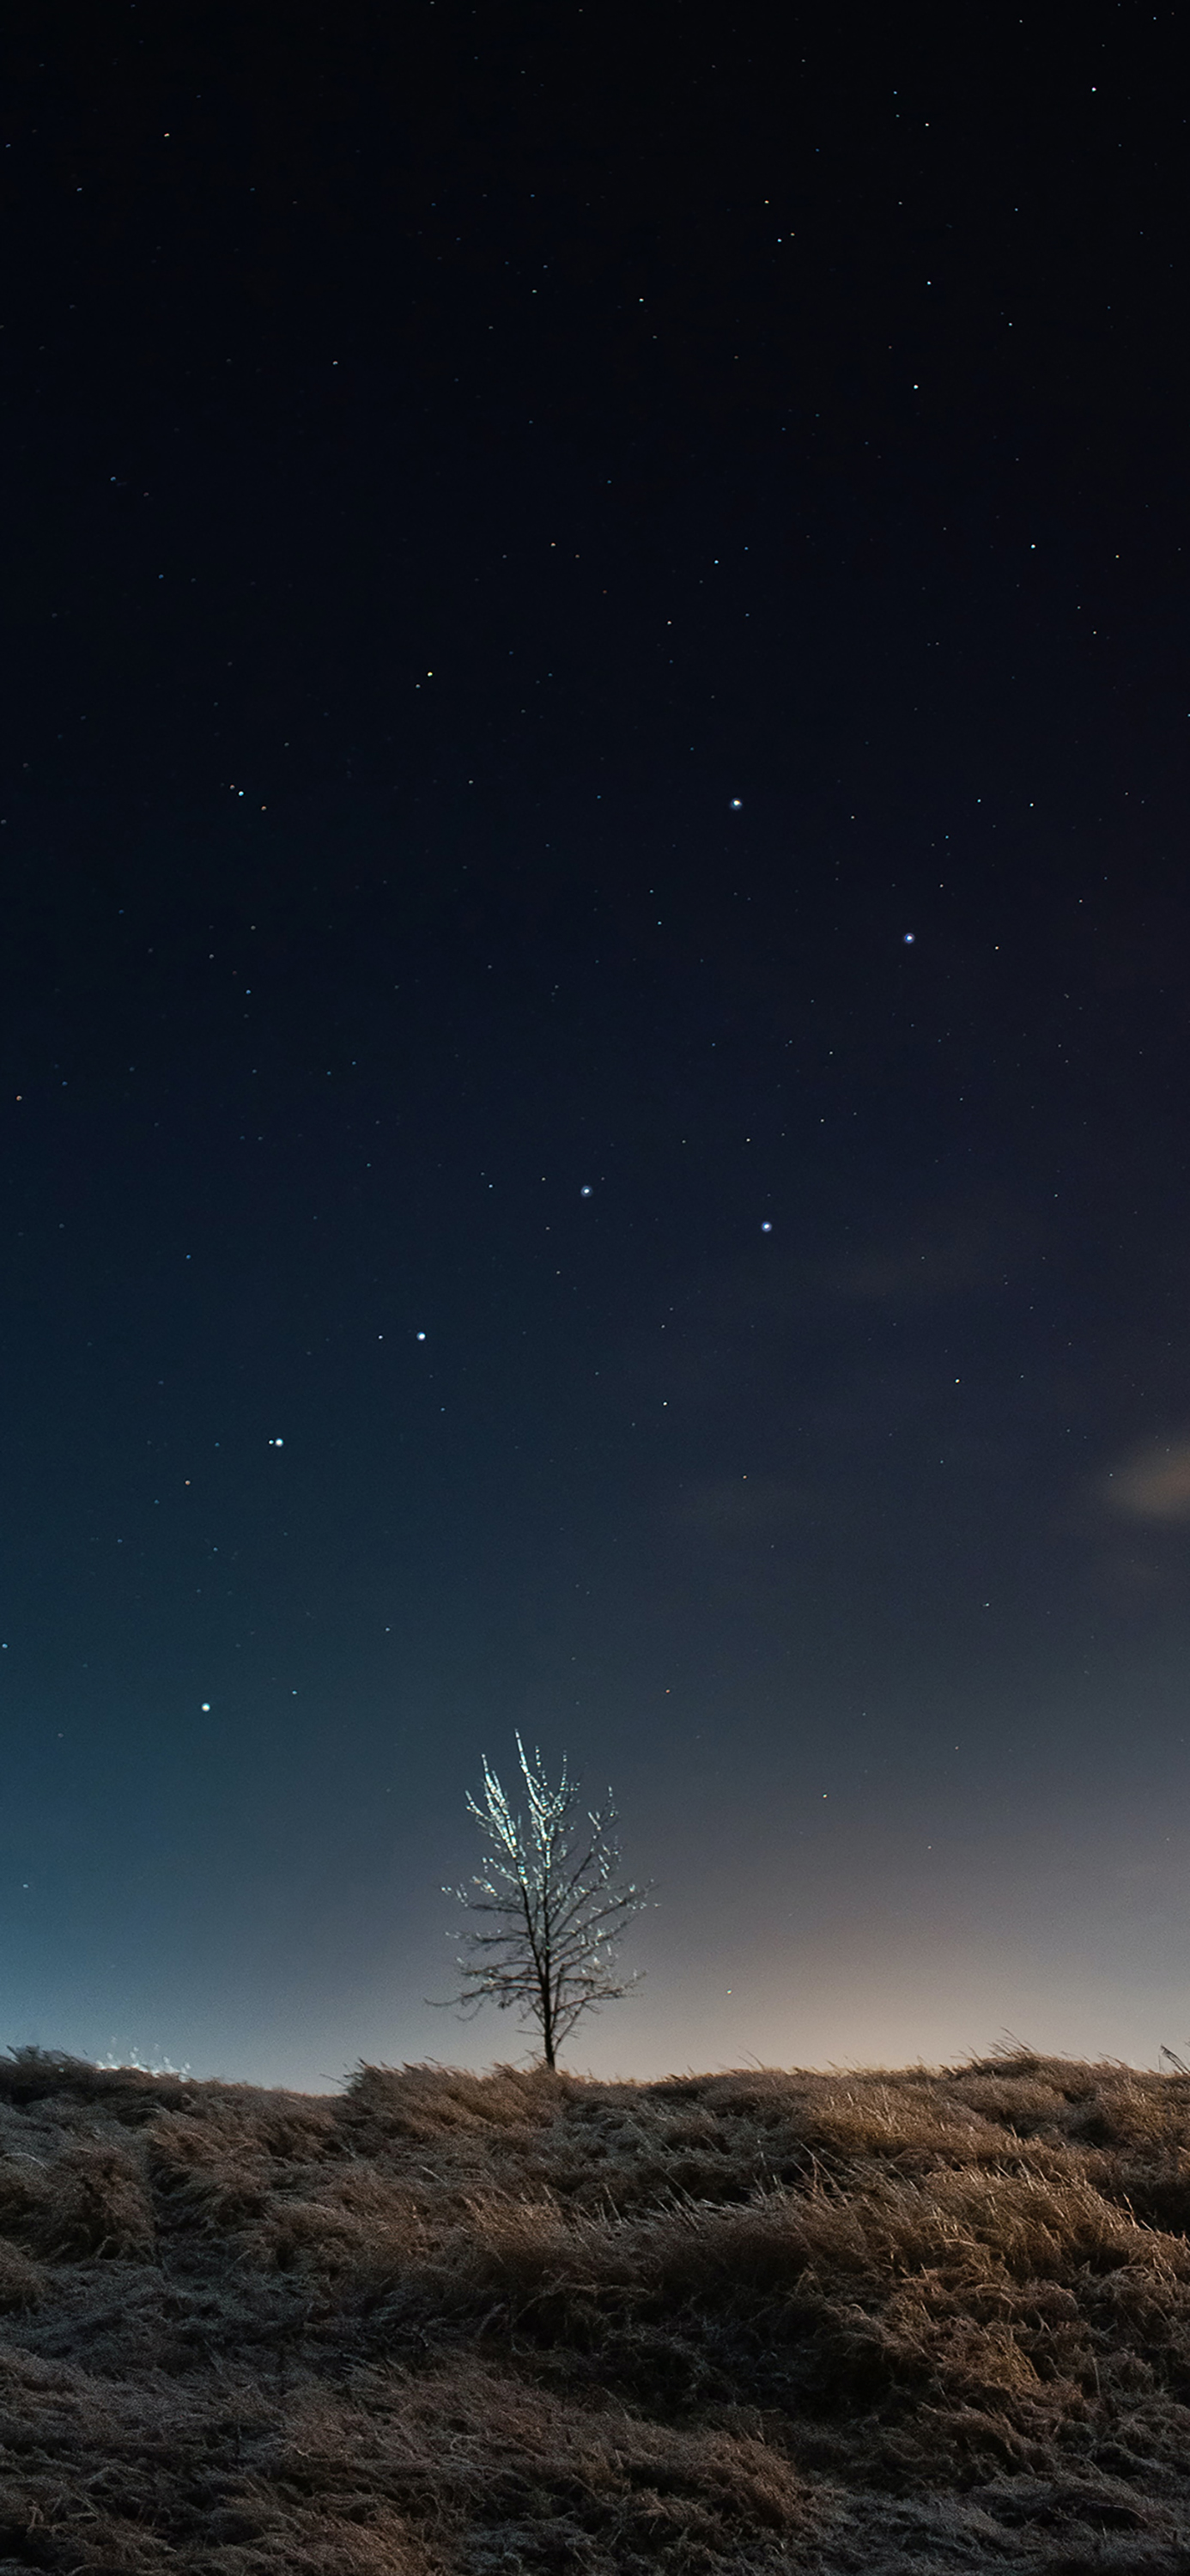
[3, 0, 1188, 2085]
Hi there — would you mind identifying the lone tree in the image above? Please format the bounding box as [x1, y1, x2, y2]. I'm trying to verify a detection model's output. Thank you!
[442, 1735, 652, 2069]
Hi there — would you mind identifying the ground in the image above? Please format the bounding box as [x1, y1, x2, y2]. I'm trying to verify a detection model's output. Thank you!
[2, 2046, 1190, 2572]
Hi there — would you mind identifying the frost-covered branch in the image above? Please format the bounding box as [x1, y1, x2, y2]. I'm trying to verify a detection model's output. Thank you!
[438, 1735, 653, 2068]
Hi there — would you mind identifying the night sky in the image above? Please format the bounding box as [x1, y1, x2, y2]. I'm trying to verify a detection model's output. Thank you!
[3, 3, 1188, 2089]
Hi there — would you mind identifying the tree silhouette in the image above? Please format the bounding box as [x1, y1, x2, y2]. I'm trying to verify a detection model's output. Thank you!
[441, 1735, 652, 2069]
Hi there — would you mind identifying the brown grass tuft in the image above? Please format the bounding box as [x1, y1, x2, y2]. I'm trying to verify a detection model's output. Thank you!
[343, 2057, 574, 2141]
[0, 2233, 45, 2308]
[1, 2134, 155, 2260]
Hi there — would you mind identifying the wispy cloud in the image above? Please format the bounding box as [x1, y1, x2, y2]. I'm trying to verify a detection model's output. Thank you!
[1102, 1437, 1190, 1523]
[831, 1200, 1040, 1305]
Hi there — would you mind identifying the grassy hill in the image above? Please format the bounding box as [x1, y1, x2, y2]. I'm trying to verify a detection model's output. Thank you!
[2, 2045, 1190, 2572]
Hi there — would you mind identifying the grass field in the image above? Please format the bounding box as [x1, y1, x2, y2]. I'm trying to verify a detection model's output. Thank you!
[2, 2044, 1190, 2571]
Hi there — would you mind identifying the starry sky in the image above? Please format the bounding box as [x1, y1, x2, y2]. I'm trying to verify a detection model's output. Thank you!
[3, 2, 1188, 2088]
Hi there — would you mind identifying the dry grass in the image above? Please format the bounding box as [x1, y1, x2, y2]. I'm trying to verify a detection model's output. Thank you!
[2, 2048, 1190, 2567]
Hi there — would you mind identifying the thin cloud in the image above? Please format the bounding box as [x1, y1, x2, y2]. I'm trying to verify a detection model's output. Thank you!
[1102, 1438, 1190, 1523]
[834, 1201, 1039, 1305]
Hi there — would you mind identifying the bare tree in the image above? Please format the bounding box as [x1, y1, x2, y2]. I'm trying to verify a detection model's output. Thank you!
[440, 1735, 652, 2069]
